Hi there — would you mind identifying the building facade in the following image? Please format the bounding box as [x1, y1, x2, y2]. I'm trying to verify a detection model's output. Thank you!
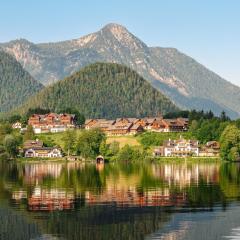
[199, 141, 220, 157]
[84, 117, 188, 136]
[24, 147, 62, 158]
[28, 113, 76, 134]
[12, 121, 22, 129]
[154, 137, 199, 157]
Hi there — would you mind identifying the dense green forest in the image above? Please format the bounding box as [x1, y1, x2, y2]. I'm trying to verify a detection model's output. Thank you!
[0, 51, 43, 112]
[16, 63, 178, 118]
[2, 24, 240, 118]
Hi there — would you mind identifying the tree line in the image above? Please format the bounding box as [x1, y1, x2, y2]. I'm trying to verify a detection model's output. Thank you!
[0, 109, 240, 161]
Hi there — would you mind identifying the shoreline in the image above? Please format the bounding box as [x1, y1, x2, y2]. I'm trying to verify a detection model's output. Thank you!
[14, 156, 223, 163]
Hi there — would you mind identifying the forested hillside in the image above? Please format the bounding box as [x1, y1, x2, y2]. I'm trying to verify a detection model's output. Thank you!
[16, 63, 178, 118]
[0, 51, 43, 112]
[2, 23, 240, 118]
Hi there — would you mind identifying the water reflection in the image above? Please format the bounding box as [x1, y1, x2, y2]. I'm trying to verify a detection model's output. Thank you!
[7, 162, 222, 209]
[0, 161, 240, 239]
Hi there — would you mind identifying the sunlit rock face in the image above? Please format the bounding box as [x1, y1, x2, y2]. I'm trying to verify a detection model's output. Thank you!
[1, 23, 240, 118]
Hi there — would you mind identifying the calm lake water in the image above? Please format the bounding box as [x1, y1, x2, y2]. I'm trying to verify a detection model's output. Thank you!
[0, 160, 240, 240]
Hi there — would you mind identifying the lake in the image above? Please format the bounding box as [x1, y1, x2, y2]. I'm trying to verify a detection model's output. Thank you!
[0, 160, 240, 240]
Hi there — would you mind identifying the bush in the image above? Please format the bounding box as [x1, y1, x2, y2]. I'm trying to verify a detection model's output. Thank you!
[220, 124, 240, 161]
[139, 132, 192, 148]
[76, 128, 106, 159]
[116, 145, 145, 162]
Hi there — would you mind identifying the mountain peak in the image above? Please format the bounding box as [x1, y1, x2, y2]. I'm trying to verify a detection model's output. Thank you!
[100, 23, 147, 49]
[102, 23, 128, 32]
[101, 23, 131, 39]
[8, 38, 33, 46]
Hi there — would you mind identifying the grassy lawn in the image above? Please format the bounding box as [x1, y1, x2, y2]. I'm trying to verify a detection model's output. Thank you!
[106, 135, 140, 148]
[37, 130, 141, 149]
[137, 131, 193, 148]
[36, 130, 194, 151]
[37, 129, 82, 149]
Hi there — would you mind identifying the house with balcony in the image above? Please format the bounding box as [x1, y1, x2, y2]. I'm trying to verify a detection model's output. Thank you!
[28, 113, 76, 133]
[154, 137, 199, 157]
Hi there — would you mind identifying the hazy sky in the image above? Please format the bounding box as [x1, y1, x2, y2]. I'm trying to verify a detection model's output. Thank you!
[1, 0, 239, 86]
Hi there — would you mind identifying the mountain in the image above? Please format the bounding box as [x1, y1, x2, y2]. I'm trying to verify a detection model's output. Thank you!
[16, 63, 178, 118]
[0, 50, 43, 112]
[1, 23, 240, 118]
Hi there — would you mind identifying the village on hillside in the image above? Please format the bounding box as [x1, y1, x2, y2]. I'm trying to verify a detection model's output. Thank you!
[11, 113, 220, 159]
[21, 113, 189, 135]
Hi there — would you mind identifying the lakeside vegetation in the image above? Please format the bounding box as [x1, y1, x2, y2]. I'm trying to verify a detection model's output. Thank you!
[0, 109, 240, 161]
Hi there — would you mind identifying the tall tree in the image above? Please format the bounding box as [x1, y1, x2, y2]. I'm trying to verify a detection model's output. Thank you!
[62, 129, 77, 156]
[23, 125, 35, 142]
[220, 125, 240, 161]
[3, 135, 18, 158]
[77, 129, 106, 159]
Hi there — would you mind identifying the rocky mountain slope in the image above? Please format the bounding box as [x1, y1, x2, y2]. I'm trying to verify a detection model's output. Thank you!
[16, 63, 178, 118]
[0, 51, 43, 112]
[1, 23, 240, 118]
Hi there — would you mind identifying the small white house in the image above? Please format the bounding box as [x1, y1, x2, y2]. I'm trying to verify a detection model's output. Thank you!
[24, 147, 62, 158]
[12, 122, 22, 129]
[50, 125, 67, 133]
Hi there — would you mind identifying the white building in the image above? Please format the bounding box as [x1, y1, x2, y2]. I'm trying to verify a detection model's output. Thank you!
[154, 137, 199, 157]
[12, 122, 22, 129]
[32, 125, 68, 134]
[24, 147, 62, 158]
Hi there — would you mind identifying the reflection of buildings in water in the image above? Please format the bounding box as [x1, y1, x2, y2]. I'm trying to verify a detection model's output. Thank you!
[23, 162, 85, 184]
[96, 163, 104, 172]
[66, 162, 85, 170]
[28, 187, 75, 211]
[24, 163, 63, 183]
[85, 187, 186, 207]
[12, 187, 75, 211]
[85, 172, 186, 207]
[151, 164, 220, 188]
[85, 163, 219, 207]
[12, 190, 27, 201]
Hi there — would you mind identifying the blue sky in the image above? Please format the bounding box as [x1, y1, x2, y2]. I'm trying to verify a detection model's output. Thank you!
[1, 0, 240, 86]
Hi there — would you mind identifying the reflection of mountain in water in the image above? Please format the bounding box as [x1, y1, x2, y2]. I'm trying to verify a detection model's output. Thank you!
[1, 161, 240, 239]
[9, 162, 222, 209]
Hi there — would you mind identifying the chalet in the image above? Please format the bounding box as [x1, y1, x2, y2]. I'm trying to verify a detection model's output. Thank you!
[93, 119, 116, 131]
[106, 122, 133, 136]
[199, 141, 220, 157]
[177, 118, 189, 130]
[154, 137, 199, 157]
[12, 121, 22, 129]
[151, 118, 188, 132]
[84, 119, 103, 130]
[28, 113, 76, 133]
[129, 124, 144, 135]
[151, 119, 167, 132]
[84, 116, 189, 135]
[134, 118, 155, 129]
[144, 118, 159, 130]
[115, 118, 139, 125]
[153, 147, 165, 157]
[24, 147, 62, 158]
[84, 119, 116, 132]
